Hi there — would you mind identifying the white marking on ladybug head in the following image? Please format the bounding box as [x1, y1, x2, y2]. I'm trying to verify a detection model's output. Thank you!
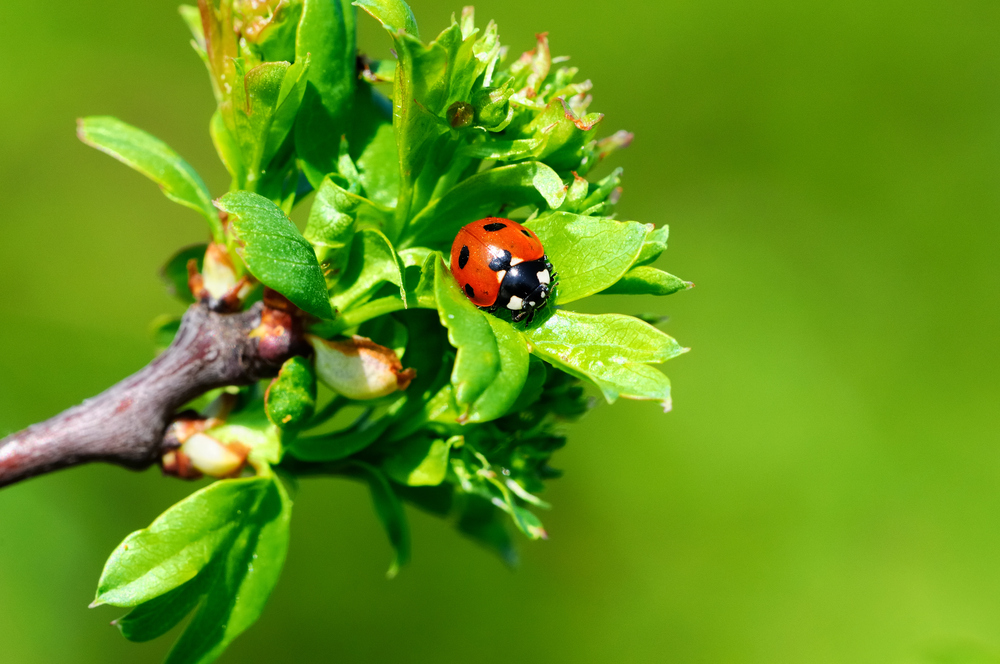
[507, 295, 524, 311]
[537, 269, 550, 284]
[495, 270, 507, 283]
[510, 257, 524, 266]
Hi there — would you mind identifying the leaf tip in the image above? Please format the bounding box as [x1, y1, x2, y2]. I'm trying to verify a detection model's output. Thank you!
[88, 599, 103, 609]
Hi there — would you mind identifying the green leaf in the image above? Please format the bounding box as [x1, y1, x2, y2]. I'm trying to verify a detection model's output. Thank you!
[295, 0, 357, 185]
[217, 191, 334, 319]
[433, 255, 500, 408]
[330, 228, 405, 311]
[289, 410, 395, 461]
[360, 9, 496, 227]
[527, 212, 650, 304]
[635, 224, 669, 266]
[232, 60, 288, 183]
[149, 315, 182, 353]
[383, 435, 457, 486]
[210, 110, 246, 188]
[94, 478, 275, 607]
[507, 355, 548, 412]
[77, 116, 221, 241]
[178, 6, 206, 54]
[600, 266, 691, 296]
[348, 461, 411, 578]
[163, 477, 292, 664]
[160, 244, 207, 304]
[456, 496, 518, 568]
[303, 177, 393, 281]
[403, 162, 567, 248]
[352, 0, 419, 37]
[526, 310, 686, 408]
[349, 87, 400, 207]
[115, 575, 207, 643]
[266, 357, 318, 430]
[465, 317, 530, 423]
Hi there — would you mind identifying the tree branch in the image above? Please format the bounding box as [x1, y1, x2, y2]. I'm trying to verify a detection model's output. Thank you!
[0, 302, 302, 488]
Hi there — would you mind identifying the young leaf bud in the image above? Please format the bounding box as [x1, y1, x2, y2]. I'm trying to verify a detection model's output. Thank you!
[309, 335, 416, 400]
[180, 433, 249, 478]
[471, 85, 514, 131]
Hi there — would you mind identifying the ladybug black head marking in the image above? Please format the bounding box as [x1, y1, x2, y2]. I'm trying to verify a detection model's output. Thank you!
[483, 222, 507, 232]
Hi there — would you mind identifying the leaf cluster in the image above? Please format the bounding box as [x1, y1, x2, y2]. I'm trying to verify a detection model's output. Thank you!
[79, 2, 692, 662]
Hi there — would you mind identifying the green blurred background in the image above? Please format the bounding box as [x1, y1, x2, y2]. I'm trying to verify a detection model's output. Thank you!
[2, 0, 999, 662]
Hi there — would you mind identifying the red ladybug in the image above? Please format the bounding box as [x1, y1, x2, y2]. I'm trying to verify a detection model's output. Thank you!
[450, 217, 556, 323]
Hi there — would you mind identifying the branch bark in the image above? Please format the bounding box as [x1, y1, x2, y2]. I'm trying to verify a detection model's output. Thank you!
[0, 302, 301, 488]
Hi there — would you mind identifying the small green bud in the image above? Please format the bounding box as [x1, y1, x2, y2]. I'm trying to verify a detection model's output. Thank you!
[471, 86, 513, 131]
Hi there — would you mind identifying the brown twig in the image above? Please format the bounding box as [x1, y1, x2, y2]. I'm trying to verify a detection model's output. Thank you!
[0, 302, 304, 488]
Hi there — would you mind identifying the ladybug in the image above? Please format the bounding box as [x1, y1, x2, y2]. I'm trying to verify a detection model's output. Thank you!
[450, 217, 556, 323]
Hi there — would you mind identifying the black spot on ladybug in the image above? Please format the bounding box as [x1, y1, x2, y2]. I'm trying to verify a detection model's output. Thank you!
[488, 249, 512, 272]
[521, 229, 531, 238]
[465, 283, 475, 298]
[458, 245, 470, 269]
[483, 222, 507, 232]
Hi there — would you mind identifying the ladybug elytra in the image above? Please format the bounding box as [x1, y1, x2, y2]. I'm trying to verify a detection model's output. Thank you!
[450, 217, 557, 323]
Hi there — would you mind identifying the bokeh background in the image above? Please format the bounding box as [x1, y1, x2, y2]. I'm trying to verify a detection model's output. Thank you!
[2, 0, 999, 662]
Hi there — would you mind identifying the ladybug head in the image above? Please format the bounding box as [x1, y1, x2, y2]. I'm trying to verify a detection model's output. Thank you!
[499, 257, 554, 323]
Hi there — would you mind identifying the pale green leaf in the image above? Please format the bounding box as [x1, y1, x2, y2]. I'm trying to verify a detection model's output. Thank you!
[77, 116, 221, 240]
[527, 212, 650, 304]
[526, 310, 686, 408]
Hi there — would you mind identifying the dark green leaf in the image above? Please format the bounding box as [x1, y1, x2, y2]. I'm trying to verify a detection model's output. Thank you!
[404, 162, 566, 248]
[289, 410, 395, 461]
[526, 310, 686, 408]
[330, 228, 405, 311]
[527, 212, 650, 304]
[303, 177, 393, 282]
[349, 86, 400, 207]
[383, 435, 457, 486]
[457, 495, 518, 568]
[295, 0, 357, 185]
[266, 357, 317, 430]
[348, 461, 411, 578]
[160, 244, 207, 304]
[600, 266, 691, 296]
[217, 191, 334, 319]
[506, 354, 548, 413]
[115, 575, 207, 643]
[433, 255, 500, 408]
[77, 116, 221, 241]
